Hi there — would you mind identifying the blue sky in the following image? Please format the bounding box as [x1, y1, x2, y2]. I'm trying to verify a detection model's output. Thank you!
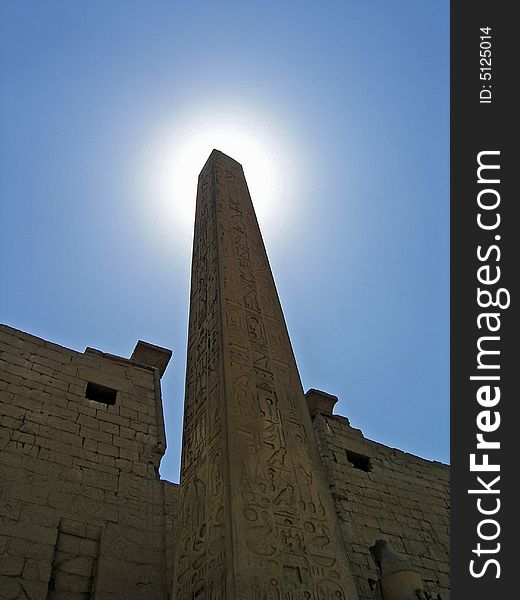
[0, 1, 449, 481]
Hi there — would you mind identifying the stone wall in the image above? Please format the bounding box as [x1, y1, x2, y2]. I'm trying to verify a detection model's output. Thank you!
[309, 400, 450, 600]
[0, 324, 179, 600]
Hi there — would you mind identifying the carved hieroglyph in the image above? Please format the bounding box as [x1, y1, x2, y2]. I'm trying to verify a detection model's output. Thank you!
[174, 150, 359, 600]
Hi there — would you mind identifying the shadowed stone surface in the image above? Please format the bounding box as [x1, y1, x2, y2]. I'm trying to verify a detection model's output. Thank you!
[173, 150, 359, 599]
[0, 324, 178, 600]
[310, 410, 450, 599]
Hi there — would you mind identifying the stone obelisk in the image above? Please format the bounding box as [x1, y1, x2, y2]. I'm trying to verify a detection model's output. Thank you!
[174, 150, 359, 599]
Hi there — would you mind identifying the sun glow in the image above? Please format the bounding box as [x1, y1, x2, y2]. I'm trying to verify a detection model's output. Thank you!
[139, 107, 300, 249]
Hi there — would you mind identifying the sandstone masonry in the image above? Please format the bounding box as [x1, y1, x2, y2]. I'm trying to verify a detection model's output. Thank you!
[307, 391, 450, 600]
[0, 324, 179, 600]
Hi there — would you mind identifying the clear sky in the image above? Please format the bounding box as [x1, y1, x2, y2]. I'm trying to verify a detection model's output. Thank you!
[0, 1, 449, 481]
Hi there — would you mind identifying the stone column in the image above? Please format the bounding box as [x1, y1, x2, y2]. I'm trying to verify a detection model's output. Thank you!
[173, 150, 359, 600]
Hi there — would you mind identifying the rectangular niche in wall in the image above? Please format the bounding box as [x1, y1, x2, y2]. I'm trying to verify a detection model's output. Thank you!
[85, 382, 117, 405]
[46, 519, 101, 600]
[346, 449, 372, 472]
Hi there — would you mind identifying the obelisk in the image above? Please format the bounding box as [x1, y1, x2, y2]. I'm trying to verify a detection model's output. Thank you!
[174, 150, 359, 599]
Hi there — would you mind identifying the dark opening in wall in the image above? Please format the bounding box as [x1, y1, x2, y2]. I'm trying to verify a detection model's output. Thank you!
[346, 450, 372, 472]
[85, 382, 117, 405]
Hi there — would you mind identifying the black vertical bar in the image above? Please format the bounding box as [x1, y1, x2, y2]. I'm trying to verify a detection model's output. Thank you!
[451, 2, 515, 598]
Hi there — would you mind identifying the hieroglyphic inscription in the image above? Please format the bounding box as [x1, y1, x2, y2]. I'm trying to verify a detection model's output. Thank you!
[174, 150, 359, 600]
[174, 162, 229, 600]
